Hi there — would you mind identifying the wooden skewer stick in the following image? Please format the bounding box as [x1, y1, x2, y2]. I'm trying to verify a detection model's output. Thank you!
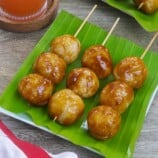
[140, 32, 158, 59]
[53, 116, 58, 122]
[74, 4, 97, 37]
[138, 2, 144, 9]
[102, 17, 120, 46]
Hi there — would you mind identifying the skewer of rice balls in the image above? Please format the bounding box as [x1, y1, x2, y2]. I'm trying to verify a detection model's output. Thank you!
[107, 32, 157, 118]
[48, 5, 98, 125]
[83, 18, 126, 140]
[18, 5, 98, 125]
[88, 32, 158, 140]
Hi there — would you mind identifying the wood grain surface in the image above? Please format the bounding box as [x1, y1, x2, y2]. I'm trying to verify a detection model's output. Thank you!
[0, 0, 158, 157]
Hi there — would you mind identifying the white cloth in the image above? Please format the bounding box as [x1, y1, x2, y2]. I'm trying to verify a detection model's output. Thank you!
[0, 121, 78, 158]
[0, 129, 27, 158]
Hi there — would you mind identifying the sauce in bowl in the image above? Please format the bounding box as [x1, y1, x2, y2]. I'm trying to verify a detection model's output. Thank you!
[0, 0, 48, 21]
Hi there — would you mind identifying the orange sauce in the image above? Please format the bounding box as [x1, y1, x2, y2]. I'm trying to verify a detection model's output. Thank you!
[0, 0, 47, 21]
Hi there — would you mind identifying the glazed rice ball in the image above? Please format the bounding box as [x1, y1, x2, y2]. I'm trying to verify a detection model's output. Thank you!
[82, 45, 112, 79]
[18, 73, 53, 106]
[100, 81, 134, 114]
[66, 67, 99, 98]
[51, 34, 81, 64]
[87, 105, 121, 140]
[113, 56, 147, 89]
[48, 89, 85, 125]
[33, 52, 66, 84]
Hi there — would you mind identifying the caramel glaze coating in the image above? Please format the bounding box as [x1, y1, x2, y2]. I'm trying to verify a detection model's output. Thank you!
[18, 73, 53, 106]
[51, 34, 81, 64]
[33, 52, 66, 84]
[113, 56, 147, 89]
[134, 0, 158, 14]
[82, 45, 112, 79]
[48, 89, 85, 125]
[100, 81, 134, 114]
[87, 105, 121, 140]
[66, 67, 99, 98]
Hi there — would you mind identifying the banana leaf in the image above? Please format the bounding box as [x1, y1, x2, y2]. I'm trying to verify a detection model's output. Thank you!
[0, 10, 158, 158]
[102, 0, 158, 32]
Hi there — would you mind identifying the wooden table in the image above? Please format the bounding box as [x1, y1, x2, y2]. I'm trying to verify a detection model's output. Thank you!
[0, 0, 158, 157]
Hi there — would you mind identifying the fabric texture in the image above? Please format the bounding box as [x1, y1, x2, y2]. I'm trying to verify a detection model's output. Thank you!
[0, 121, 50, 158]
[0, 121, 78, 158]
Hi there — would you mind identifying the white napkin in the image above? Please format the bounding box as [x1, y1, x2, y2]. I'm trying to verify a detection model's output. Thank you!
[0, 121, 78, 158]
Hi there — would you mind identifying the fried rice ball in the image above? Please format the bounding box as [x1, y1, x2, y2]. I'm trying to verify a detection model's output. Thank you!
[82, 45, 112, 79]
[87, 105, 121, 140]
[48, 89, 85, 125]
[113, 56, 147, 89]
[18, 73, 53, 106]
[100, 81, 134, 114]
[66, 67, 99, 98]
[51, 34, 81, 64]
[33, 52, 66, 84]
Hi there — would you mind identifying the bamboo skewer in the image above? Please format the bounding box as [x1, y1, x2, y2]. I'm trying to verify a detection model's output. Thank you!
[74, 4, 97, 37]
[102, 17, 120, 46]
[138, 2, 144, 9]
[140, 32, 158, 59]
[53, 116, 58, 122]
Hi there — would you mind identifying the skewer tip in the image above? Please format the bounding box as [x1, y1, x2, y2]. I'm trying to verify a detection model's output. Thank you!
[74, 4, 98, 37]
[102, 17, 120, 46]
[140, 32, 158, 59]
[93, 4, 98, 8]
[53, 116, 58, 122]
[138, 2, 144, 10]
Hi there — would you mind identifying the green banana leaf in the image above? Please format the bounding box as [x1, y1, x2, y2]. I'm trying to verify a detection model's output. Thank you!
[0, 10, 158, 158]
[102, 0, 158, 32]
